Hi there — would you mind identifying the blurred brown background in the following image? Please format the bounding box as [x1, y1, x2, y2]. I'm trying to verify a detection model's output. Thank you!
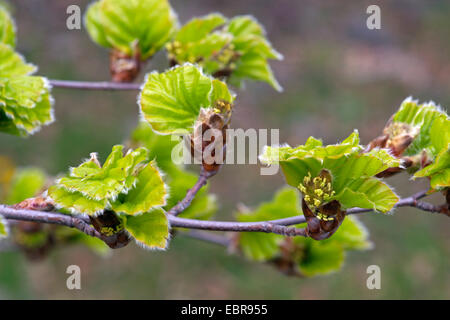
[0, 0, 449, 299]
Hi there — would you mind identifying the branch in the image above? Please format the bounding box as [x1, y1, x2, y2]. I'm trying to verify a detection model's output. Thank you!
[167, 167, 218, 216]
[0, 205, 106, 241]
[0, 204, 306, 239]
[0, 190, 447, 250]
[168, 215, 307, 237]
[48, 79, 141, 91]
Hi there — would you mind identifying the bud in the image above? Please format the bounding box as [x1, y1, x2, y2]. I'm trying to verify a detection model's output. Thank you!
[13, 196, 54, 212]
[298, 170, 335, 217]
[89, 210, 130, 249]
[190, 100, 233, 172]
[383, 122, 418, 157]
[298, 170, 345, 240]
[110, 48, 141, 83]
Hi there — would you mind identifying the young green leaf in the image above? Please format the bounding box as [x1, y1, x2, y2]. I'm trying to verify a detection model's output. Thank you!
[390, 98, 449, 158]
[48, 145, 167, 216]
[174, 14, 226, 44]
[260, 131, 400, 212]
[237, 187, 301, 261]
[57, 146, 148, 201]
[167, 14, 282, 91]
[0, 6, 15, 47]
[0, 44, 54, 136]
[111, 161, 167, 215]
[5, 168, 46, 204]
[47, 186, 108, 216]
[0, 214, 8, 239]
[85, 0, 178, 60]
[123, 208, 170, 250]
[297, 241, 344, 277]
[414, 145, 450, 189]
[385, 97, 450, 190]
[0, 43, 36, 77]
[139, 64, 234, 135]
[237, 187, 372, 276]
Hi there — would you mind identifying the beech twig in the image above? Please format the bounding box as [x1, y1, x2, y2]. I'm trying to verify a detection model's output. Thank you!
[48, 80, 141, 91]
[0, 188, 447, 249]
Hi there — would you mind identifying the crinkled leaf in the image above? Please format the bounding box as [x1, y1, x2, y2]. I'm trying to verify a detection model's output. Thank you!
[261, 130, 361, 164]
[5, 168, 46, 204]
[2, 76, 49, 108]
[123, 208, 169, 250]
[226, 16, 283, 91]
[260, 131, 399, 212]
[0, 7, 15, 47]
[57, 145, 148, 201]
[0, 77, 54, 136]
[168, 14, 282, 91]
[174, 14, 226, 43]
[324, 149, 401, 191]
[0, 44, 54, 136]
[429, 115, 450, 157]
[0, 43, 35, 77]
[139, 64, 234, 134]
[85, 0, 178, 59]
[48, 185, 107, 216]
[391, 98, 450, 190]
[392, 98, 449, 158]
[49, 145, 168, 216]
[228, 51, 281, 91]
[111, 161, 166, 215]
[169, 14, 231, 66]
[0, 92, 54, 136]
[333, 177, 399, 212]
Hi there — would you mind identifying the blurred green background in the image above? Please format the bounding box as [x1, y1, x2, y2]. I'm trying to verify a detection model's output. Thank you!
[0, 0, 449, 299]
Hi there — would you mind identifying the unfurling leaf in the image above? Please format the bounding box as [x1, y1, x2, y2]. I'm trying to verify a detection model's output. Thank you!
[414, 145, 450, 190]
[370, 97, 450, 190]
[85, 0, 178, 60]
[139, 64, 234, 135]
[48, 145, 167, 216]
[110, 161, 166, 215]
[0, 6, 15, 47]
[260, 131, 400, 213]
[236, 187, 371, 276]
[391, 98, 448, 158]
[123, 208, 169, 250]
[167, 14, 282, 91]
[369, 97, 450, 185]
[0, 43, 54, 136]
